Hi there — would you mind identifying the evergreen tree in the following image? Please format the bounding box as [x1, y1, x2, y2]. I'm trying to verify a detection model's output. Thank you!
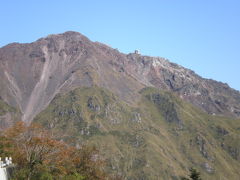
[189, 168, 201, 180]
[180, 168, 202, 180]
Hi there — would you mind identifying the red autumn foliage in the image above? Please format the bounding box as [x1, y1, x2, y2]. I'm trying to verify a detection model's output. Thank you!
[0, 121, 110, 180]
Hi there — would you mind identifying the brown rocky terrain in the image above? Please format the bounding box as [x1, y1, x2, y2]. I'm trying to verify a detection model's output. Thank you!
[0, 31, 239, 124]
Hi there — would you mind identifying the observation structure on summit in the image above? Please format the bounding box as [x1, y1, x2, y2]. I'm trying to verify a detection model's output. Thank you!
[134, 49, 140, 55]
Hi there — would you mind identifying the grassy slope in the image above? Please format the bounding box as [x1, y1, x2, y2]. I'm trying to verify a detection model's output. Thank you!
[0, 97, 20, 129]
[0, 97, 15, 116]
[34, 87, 240, 180]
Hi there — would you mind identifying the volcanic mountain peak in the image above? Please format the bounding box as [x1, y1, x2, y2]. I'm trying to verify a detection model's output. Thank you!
[1, 31, 240, 179]
[0, 31, 239, 123]
[37, 31, 88, 42]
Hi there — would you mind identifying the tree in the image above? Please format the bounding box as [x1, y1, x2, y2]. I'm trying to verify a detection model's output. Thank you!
[189, 168, 201, 180]
[180, 168, 202, 180]
[0, 121, 109, 180]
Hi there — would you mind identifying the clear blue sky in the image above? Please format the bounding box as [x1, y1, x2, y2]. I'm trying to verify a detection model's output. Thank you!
[1, 0, 240, 90]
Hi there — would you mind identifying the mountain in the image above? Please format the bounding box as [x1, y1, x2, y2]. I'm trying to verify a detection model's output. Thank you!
[0, 31, 240, 179]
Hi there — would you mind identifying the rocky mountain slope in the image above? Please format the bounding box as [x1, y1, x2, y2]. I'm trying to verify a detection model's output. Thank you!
[0, 31, 240, 179]
[0, 31, 240, 124]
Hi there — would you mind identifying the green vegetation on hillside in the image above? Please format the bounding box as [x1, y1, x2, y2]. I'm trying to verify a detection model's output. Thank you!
[34, 87, 240, 180]
[0, 97, 21, 130]
[0, 97, 15, 116]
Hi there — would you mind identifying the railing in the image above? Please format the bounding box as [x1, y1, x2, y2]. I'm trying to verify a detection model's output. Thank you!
[0, 157, 13, 168]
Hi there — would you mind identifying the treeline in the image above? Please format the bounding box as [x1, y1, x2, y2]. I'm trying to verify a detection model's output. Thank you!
[0, 122, 120, 180]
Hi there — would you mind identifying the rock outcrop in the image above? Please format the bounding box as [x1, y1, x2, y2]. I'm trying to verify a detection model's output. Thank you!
[0, 31, 239, 123]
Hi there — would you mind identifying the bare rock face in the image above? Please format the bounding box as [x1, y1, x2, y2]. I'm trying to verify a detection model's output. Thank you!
[123, 54, 240, 117]
[0, 31, 239, 122]
[0, 32, 143, 123]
